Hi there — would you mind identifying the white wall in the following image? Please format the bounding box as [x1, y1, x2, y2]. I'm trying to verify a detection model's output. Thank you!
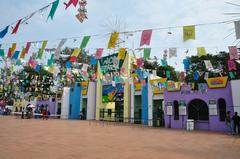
[61, 87, 70, 119]
[148, 80, 153, 126]
[130, 83, 135, 123]
[87, 82, 96, 120]
[231, 80, 240, 114]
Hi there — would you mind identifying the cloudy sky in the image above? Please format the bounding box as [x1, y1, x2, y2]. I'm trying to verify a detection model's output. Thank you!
[0, 0, 240, 71]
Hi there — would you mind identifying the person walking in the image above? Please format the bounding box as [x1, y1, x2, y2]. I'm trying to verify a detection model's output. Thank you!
[232, 112, 240, 135]
[225, 111, 232, 134]
[21, 108, 24, 119]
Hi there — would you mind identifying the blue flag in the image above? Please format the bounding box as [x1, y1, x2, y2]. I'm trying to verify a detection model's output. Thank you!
[12, 51, 20, 60]
[90, 56, 97, 65]
[0, 26, 9, 39]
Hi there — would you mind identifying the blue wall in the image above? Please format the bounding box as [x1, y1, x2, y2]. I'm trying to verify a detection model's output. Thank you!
[141, 79, 148, 125]
[69, 83, 82, 119]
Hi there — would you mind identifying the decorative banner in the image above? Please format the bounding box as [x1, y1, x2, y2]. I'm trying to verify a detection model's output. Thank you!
[47, 0, 59, 20]
[76, 0, 88, 23]
[169, 47, 177, 58]
[134, 81, 142, 91]
[29, 56, 37, 68]
[12, 51, 20, 60]
[108, 32, 119, 49]
[234, 21, 240, 39]
[180, 71, 185, 81]
[228, 46, 239, 60]
[204, 60, 213, 70]
[0, 49, 4, 57]
[100, 53, 124, 74]
[95, 48, 103, 59]
[102, 83, 124, 103]
[161, 59, 168, 67]
[0, 26, 9, 39]
[166, 70, 171, 79]
[35, 64, 41, 73]
[82, 63, 88, 71]
[90, 56, 97, 65]
[183, 58, 190, 71]
[20, 48, 26, 59]
[69, 48, 81, 62]
[81, 81, 88, 95]
[65, 0, 79, 9]
[149, 78, 167, 94]
[167, 81, 181, 92]
[137, 58, 144, 68]
[55, 39, 67, 59]
[183, 25, 195, 41]
[197, 47, 206, 57]
[143, 48, 151, 60]
[7, 43, 16, 58]
[80, 36, 90, 49]
[193, 71, 199, 81]
[25, 42, 31, 54]
[37, 40, 48, 59]
[118, 48, 126, 60]
[228, 60, 237, 71]
[206, 76, 228, 88]
[140, 29, 152, 46]
[12, 19, 22, 34]
[65, 61, 72, 68]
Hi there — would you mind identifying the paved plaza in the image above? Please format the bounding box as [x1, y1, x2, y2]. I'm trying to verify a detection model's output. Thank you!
[0, 116, 239, 159]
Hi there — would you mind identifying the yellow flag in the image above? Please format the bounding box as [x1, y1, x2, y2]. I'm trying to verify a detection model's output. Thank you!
[183, 25, 195, 41]
[20, 48, 26, 59]
[48, 66, 54, 73]
[71, 48, 81, 57]
[197, 47, 206, 57]
[108, 32, 119, 49]
[118, 48, 126, 60]
[11, 43, 17, 54]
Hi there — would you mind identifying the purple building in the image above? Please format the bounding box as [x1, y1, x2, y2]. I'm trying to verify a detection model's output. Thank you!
[164, 82, 233, 132]
[36, 97, 56, 115]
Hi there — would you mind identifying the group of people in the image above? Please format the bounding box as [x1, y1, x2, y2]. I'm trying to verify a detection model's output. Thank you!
[21, 104, 50, 120]
[226, 111, 240, 135]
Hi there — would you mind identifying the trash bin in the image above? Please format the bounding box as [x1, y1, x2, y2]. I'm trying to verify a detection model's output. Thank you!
[187, 119, 194, 131]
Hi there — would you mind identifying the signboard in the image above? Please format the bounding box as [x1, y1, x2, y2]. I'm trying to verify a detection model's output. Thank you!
[166, 102, 173, 115]
[150, 78, 167, 94]
[179, 107, 187, 115]
[206, 76, 228, 89]
[134, 81, 142, 91]
[81, 81, 89, 95]
[167, 81, 181, 92]
[100, 53, 125, 74]
[102, 83, 124, 103]
[209, 99, 217, 115]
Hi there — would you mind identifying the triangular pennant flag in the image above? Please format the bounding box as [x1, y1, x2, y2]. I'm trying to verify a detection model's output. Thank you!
[118, 48, 126, 60]
[228, 46, 239, 60]
[55, 39, 67, 59]
[11, 19, 22, 34]
[65, 0, 79, 9]
[234, 21, 240, 39]
[37, 40, 48, 59]
[197, 47, 206, 57]
[95, 48, 103, 59]
[143, 48, 151, 60]
[108, 32, 119, 49]
[80, 36, 90, 49]
[0, 26, 9, 39]
[169, 48, 177, 58]
[69, 56, 77, 62]
[228, 60, 237, 71]
[183, 25, 195, 41]
[140, 29, 152, 46]
[47, 0, 59, 20]
[0, 49, 5, 57]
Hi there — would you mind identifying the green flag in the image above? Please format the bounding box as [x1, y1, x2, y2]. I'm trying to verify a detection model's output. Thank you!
[0, 49, 4, 57]
[80, 36, 91, 49]
[47, 0, 59, 20]
[48, 54, 55, 66]
[37, 40, 48, 59]
[16, 60, 22, 66]
[144, 48, 151, 60]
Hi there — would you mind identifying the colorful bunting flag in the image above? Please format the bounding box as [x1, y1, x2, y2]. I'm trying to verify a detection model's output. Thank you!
[7, 43, 16, 58]
[35, 64, 41, 73]
[12, 51, 20, 60]
[65, 0, 79, 9]
[0, 26, 9, 39]
[204, 60, 213, 70]
[228, 60, 237, 71]
[65, 61, 72, 68]
[166, 70, 171, 79]
[20, 48, 26, 59]
[12, 19, 22, 34]
[69, 48, 81, 62]
[29, 57, 37, 68]
[234, 21, 240, 39]
[169, 47, 177, 58]
[47, 0, 59, 20]
[0, 49, 4, 57]
[55, 39, 67, 59]
[161, 59, 168, 67]
[82, 63, 88, 71]
[37, 40, 48, 59]
[118, 48, 126, 60]
[183, 58, 190, 71]
[25, 42, 31, 54]
[197, 47, 206, 57]
[144, 48, 151, 60]
[80, 36, 90, 49]
[108, 32, 119, 49]
[180, 71, 185, 81]
[140, 29, 152, 46]
[228, 46, 239, 60]
[95, 48, 103, 59]
[183, 25, 195, 41]
[229, 72, 235, 79]
[193, 71, 199, 81]
[90, 56, 97, 65]
[137, 58, 144, 68]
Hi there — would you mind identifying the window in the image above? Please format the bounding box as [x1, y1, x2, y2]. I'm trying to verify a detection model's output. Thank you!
[173, 100, 179, 120]
[218, 98, 227, 122]
[188, 99, 209, 121]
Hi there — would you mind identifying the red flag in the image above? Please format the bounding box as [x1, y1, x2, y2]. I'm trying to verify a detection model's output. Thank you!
[69, 56, 77, 62]
[25, 42, 31, 54]
[11, 19, 22, 34]
[65, 0, 79, 9]
[140, 29, 152, 46]
[7, 48, 12, 58]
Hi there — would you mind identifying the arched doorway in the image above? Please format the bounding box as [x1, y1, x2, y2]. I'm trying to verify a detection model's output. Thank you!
[188, 99, 209, 121]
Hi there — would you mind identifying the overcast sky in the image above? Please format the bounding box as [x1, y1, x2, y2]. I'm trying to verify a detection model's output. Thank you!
[0, 0, 240, 71]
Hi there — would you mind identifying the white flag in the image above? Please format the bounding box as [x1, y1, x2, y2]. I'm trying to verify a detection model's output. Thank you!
[169, 48, 177, 58]
[234, 21, 240, 39]
[55, 39, 67, 60]
[204, 60, 213, 70]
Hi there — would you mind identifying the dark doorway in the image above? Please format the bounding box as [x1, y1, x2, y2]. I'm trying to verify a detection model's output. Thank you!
[134, 95, 142, 124]
[115, 101, 124, 122]
[173, 100, 179, 120]
[188, 99, 209, 121]
[218, 98, 227, 122]
[153, 99, 164, 127]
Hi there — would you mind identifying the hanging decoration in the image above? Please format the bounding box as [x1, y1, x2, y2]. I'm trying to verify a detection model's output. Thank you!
[0, 49, 4, 57]
[0, 26, 9, 39]
[143, 48, 151, 60]
[69, 48, 81, 62]
[204, 60, 213, 70]
[228, 60, 237, 71]
[169, 47, 177, 58]
[76, 0, 88, 23]
[183, 25, 195, 41]
[11, 19, 22, 34]
[197, 47, 206, 57]
[95, 48, 103, 59]
[47, 0, 59, 20]
[140, 29, 152, 46]
[228, 46, 239, 60]
[65, 0, 79, 9]
[80, 36, 90, 49]
[234, 21, 240, 39]
[118, 48, 126, 60]
[37, 40, 48, 59]
[55, 39, 67, 59]
[108, 32, 119, 49]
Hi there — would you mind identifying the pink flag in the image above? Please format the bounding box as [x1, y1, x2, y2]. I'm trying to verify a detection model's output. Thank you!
[137, 58, 144, 68]
[65, 0, 79, 9]
[180, 71, 185, 81]
[25, 42, 31, 54]
[12, 19, 22, 34]
[7, 48, 12, 58]
[228, 60, 237, 71]
[29, 57, 37, 68]
[95, 48, 103, 59]
[228, 46, 239, 60]
[120, 67, 125, 74]
[140, 29, 152, 46]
